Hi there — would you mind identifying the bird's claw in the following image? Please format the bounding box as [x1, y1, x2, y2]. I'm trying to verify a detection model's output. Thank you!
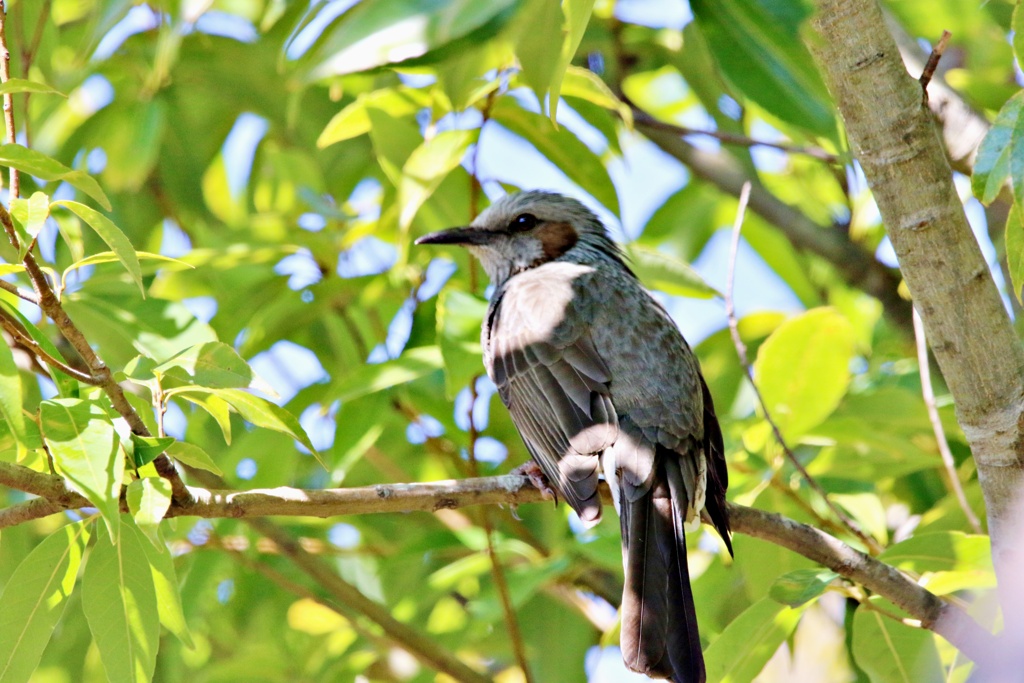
[511, 461, 558, 505]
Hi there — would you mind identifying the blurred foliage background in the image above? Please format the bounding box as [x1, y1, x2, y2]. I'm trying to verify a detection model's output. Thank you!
[0, 0, 1015, 681]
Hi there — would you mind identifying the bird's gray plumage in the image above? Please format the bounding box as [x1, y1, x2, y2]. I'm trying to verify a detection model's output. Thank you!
[416, 190, 731, 683]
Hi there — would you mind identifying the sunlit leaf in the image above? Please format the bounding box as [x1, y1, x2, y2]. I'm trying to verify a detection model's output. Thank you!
[437, 289, 487, 397]
[165, 441, 223, 476]
[82, 520, 160, 683]
[1006, 204, 1024, 304]
[852, 598, 943, 683]
[126, 477, 173, 525]
[491, 96, 620, 215]
[0, 522, 88, 683]
[691, 0, 836, 137]
[754, 307, 855, 439]
[40, 399, 122, 534]
[769, 568, 838, 607]
[51, 200, 143, 295]
[0, 144, 110, 210]
[332, 345, 444, 403]
[0, 339, 30, 447]
[0, 78, 65, 97]
[399, 129, 475, 229]
[155, 341, 254, 390]
[0, 300, 76, 398]
[126, 434, 175, 468]
[627, 244, 719, 298]
[704, 598, 805, 682]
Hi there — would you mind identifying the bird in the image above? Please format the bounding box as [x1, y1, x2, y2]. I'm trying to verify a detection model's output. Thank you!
[415, 190, 731, 683]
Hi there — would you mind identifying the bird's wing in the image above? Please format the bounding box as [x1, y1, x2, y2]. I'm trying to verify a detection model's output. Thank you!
[486, 267, 617, 524]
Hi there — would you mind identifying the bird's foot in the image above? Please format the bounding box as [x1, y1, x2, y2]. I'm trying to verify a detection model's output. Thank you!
[511, 461, 558, 505]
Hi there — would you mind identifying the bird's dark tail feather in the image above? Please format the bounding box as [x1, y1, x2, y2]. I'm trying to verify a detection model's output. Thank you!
[619, 456, 705, 683]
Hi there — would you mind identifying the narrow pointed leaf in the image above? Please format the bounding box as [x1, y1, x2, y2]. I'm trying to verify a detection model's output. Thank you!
[0, 78, 65, 97]
[154, 341, 254, 389]
[165, 441, 223, 475]
[125, 523, 194, 648]
[51, 200, 143, 295]
[126, 477, 173, 526]
[0, 300, 76, 397]
[41, 398, 123, 534]
[852, 598, 942, 683]
[0, 144, 110, 209]
[399, 130, 475, 229]
[0, 522, 89, 683]
[0, 340, 29, 447]
[704, 598, 805, 682]
[82, 520, 160, 683]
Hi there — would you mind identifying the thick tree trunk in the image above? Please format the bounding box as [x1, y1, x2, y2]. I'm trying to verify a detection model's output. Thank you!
[809, 0, 1024, 617]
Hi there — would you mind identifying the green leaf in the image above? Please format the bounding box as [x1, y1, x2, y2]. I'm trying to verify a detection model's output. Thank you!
[318, 88, 431, 149]
[154, 341, 254, 390]
[174, 388, 323, 467]
[51, 200, 143, 295]
[302, 0, 518, 79]
[437, 289, 488, 397]
[880, 531, 992, 575]
[491, 96, 620, 215]
[560, 66, 632, 127]
[0, 339, 30, 448]
[754, 307, 855, 439]
[1006, 204, 1024, 304]
[0, 522, 89, 683]
[9, 192, 49, 260]
[124, 523, 194, 648]
[513, 0, 564, 111]
[769, 568, 839, 607]
[332, 345, 444, 403]
[0, 78, 65, 97]
[852, 598, 943, 683]
[399, 129, 476, 229]
[626, 245, 720, 299]
[973, 90, 1024, 205]
[0, 144, 110, 210]
[690, 0, 836, 137]
[62, 251, 192, 291]
[165, 441, 223, 476]
[704, 598, 804, 682]
[82, 520, 160, 683]
[546, 0, 596, 122]
[0, 301, 76, 397]
[126, 434, 175, 468]
[175, 392, 232, 445]
[126, 477, 173, 526]
[40, 398, 122, 535]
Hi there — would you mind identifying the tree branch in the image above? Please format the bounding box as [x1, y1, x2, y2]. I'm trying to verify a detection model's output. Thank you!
[0, 461, 993, 660]
[634, 120, 914, 333]
[809, 0, 1024, 599]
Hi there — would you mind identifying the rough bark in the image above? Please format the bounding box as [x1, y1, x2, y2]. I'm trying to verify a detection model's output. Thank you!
[809, 0, 1024, 593]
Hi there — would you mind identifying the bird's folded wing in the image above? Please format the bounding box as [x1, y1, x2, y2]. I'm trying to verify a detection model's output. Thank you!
[491, 330, 617, 524]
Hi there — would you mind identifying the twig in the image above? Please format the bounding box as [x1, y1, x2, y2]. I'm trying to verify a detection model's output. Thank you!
[631, 108, 840, 164]
[0, 1, 18, 198]
[725, 181, 883, 555]
[0, 459, 993, 660]
[245, 517, 492, 683]
[0, 307, 98, 384]
[0, 496, 63, 528]
[467, 379, 534, 683]
[913, 306, 982, 533]
[0, 203, 191, 504]
[0, 278, 37, 303]
[919, 30, 952, 101]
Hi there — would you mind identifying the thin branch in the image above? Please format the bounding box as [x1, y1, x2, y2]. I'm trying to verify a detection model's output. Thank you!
[1, 460, 992, 660]
[0, 496, 63, 528]
[913, 306, 982, 533]
[466, 379, 534, 683]
[0, 1, 18, 198]
[918, 30, 952, 100]
[636, 122, 914, 334]
[631, 109, 840, 163]
[0, 278, 37, 304]
[245, 517, 492, 683]
[725, 181, 883, 555]
[0, 203, 191, 504]
[0, 307, 98, 384]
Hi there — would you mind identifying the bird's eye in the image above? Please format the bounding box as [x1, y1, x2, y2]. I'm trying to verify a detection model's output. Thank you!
[509, 213, 539, 232]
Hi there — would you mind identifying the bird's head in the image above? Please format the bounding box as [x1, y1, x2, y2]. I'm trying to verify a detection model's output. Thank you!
[415, 190, 615, 286]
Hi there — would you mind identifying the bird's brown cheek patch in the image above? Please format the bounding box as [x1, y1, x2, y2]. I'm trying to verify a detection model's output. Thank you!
[538, 221, 579, 261]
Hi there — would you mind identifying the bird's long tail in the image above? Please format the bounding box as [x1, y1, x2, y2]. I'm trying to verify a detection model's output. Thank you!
[619, 455, 705, 683]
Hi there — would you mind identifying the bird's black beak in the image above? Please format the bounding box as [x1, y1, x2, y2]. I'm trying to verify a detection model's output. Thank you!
[414, 226, 491, 246]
